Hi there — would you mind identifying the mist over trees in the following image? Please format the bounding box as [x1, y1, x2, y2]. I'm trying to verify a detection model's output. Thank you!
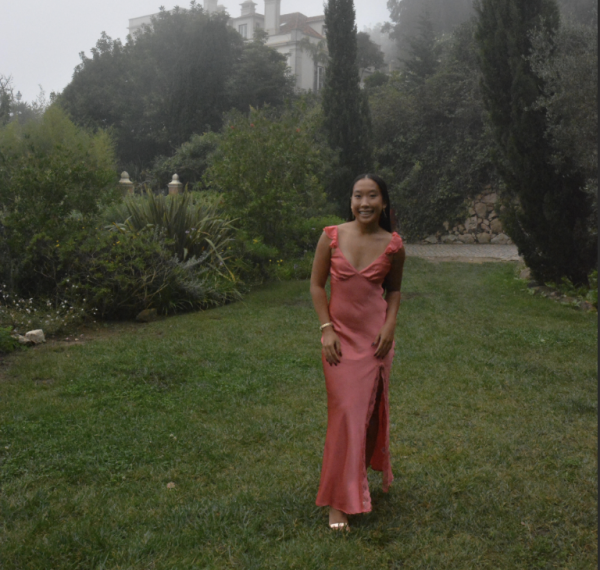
[59, 5, 293, 171]
[370, 19, 495, 239]
[556, 0, 599, 24]
[386, 0, 474, 60]
[360, 24, 398, 70]
[385, 0, 597, 64]
[356, 32, 386, 76]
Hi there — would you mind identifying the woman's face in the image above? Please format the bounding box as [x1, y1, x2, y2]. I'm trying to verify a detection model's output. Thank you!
[351, 178, 385, 225]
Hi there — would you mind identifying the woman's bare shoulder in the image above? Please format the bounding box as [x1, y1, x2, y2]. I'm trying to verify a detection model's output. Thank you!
[377, 228, 393, 242]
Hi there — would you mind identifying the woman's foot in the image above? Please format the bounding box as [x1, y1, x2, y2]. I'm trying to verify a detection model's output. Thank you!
[329, 507, 349, 530]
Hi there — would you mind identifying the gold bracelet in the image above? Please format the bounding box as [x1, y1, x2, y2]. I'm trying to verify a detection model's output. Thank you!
[320, 322, 334, 331]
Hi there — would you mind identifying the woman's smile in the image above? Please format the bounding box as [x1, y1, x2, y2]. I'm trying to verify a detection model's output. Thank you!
[351, 178, 385, 225]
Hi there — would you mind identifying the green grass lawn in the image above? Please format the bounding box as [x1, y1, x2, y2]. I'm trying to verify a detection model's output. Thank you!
[0, 258, 597, 569]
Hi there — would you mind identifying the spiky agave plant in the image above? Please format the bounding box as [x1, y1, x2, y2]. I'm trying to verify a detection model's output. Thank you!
[107, 190, 237, 279]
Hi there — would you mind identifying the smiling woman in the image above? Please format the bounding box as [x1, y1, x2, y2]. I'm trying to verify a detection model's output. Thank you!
[309, 173, 406, 530]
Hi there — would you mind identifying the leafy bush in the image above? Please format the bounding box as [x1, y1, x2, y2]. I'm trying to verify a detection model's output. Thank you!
[144, 132, 219, 191]
[0, 326, 19, 355]
[104, 190, 237, 273]
[546, 270, 598, 308]
[0, 105, 118, 294]
[287, 215, 347, 257]
[228, 231, 281, 284]
[59, 227, 239, 319]
[272, 252, 317, 281]
[205, 100, 335, 254]
[586, 271, 598, 308]
[228, 215, 344, 284]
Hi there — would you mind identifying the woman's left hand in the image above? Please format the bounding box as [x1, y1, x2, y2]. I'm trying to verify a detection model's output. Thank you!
[373, 323, 395, 359]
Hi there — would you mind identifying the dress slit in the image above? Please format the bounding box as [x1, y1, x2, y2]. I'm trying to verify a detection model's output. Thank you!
[360, 365, 386, 511]
[366, 370, 385, 468]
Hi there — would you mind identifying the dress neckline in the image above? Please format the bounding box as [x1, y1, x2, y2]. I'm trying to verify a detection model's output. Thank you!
[335, 226, 395, 274]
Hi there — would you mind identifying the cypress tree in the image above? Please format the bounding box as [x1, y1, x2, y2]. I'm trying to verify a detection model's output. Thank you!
[323, 0, 372, 211]
[475, 0, 596, 285]
[402, 10, 440, 85]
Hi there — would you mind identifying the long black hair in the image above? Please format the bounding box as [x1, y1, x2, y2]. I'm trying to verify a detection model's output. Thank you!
[350, 174, 393, 233]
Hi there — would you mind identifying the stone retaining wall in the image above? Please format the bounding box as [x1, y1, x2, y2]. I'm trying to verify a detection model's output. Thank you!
[420, 187, 513, 245]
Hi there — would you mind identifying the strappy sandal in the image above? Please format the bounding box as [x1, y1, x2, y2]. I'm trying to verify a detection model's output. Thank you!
[329, 522, 350, 531]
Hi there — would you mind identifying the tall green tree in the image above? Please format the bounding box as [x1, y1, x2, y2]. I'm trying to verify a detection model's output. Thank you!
[475, 0, 596, 285]
[130, 7, 240, 157]
[322, 0, 372, 211]
[60, 4, 294, 172]
[529, 21, 597, 183]
[357, 32, 385, 78]
[371, 20, 496, 239]
[0, 76, 12, 126]
[60, 7, 241, 170]
[229, 29, 295, 111]
[402, 10, 441, 84]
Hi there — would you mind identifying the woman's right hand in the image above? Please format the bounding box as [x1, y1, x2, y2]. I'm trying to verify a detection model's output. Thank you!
[322, 328, 342, 366]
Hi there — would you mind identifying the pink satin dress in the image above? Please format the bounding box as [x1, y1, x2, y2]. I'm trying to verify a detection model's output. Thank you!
[316, 225, 404, 515]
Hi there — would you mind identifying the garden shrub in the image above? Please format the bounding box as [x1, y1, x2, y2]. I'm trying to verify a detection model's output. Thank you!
[586, 271, 598, 308]
[0, 326, 19, 355]
[272, 252, 318, 281]
[287, 215, 346, 257]
[144, 132, 219, 191]
[0, 105, 118, 294]
[103, 190, 237, 273]
[205, 101, 335, 254]
[227, 214, 344, 283]
[228, 231, 281, 284]
[59, 227, 239, 319]
[545, 269, 598, 308]
[204, 99, 337, 282]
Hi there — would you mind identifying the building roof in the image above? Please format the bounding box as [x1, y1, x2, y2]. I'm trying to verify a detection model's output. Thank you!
[279, 12, 323, 39]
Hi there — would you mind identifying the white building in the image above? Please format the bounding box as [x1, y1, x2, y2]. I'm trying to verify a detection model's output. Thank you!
[128, 0, 326, 93]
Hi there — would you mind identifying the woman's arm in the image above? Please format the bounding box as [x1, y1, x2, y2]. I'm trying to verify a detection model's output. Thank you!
[374, 247, 406, 359]
[310, 232, 342, 365]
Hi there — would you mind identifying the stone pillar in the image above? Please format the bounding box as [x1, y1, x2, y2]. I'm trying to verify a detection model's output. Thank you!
[168, 174, 183, 195]
[119, 171, 134, 195]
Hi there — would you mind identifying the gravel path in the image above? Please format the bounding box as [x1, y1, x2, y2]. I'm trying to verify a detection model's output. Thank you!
[404, 243, 521, 262]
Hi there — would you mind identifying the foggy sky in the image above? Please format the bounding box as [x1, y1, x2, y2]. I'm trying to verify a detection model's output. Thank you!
[0, 0, 392, 102]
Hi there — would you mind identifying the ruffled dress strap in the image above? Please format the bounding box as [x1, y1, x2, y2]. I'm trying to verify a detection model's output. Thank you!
[323, 226, 339, 249]
[385, 232, 404, 255]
